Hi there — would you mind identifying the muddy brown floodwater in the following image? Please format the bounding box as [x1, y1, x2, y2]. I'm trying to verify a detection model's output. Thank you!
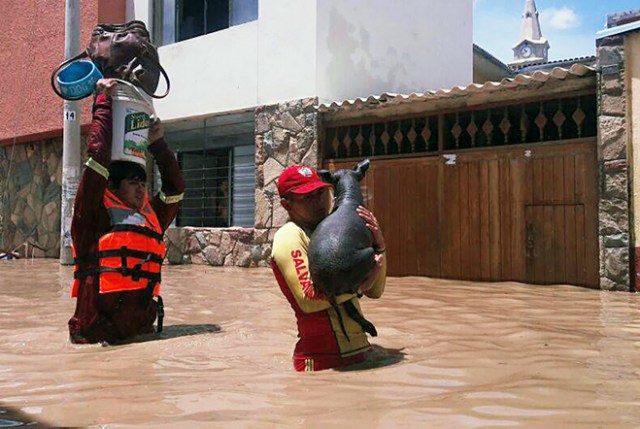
[0, 260, 639, 428]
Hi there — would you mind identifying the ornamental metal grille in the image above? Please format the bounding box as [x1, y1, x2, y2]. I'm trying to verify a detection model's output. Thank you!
[323, 94, 597, 160]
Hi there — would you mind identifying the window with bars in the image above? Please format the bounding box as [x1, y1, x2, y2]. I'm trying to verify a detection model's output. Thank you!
[163, 113, 255, 228]
[153, 0, 258, 45]
[178, 148, 231, 227]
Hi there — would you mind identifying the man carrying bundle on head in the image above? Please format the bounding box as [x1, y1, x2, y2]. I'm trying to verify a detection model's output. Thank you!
[68, 79, 183, 344]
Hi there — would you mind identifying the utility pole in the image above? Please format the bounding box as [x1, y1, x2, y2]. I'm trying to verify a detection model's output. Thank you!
[60, 0, 81, 264]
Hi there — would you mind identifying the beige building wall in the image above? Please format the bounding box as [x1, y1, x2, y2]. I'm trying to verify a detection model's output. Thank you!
[626, 32, 640, 287]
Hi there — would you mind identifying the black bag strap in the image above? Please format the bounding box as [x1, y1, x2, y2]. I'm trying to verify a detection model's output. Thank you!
[74, 265, 161, 282]
[100, 248, 164, 264]
[125, 55, 171, 99]
[146, 57, 171, 99]
[50, 50, 90, 100]
[74, 249, 163, 267]
[74, 245, 163, 281]
[156, 295, 164, 333]
[99, 266, 161, 282]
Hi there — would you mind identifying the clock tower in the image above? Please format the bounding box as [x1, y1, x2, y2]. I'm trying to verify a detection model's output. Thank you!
[511, 0, 550, 67]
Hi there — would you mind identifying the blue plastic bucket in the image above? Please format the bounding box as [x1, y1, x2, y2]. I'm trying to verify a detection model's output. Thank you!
[56, 60, 103, 100]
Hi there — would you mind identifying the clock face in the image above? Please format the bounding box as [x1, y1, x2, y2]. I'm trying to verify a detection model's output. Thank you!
[521, 45, 532, 58]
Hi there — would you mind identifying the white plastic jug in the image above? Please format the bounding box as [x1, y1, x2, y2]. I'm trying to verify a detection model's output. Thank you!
[111, 79, 155, 166]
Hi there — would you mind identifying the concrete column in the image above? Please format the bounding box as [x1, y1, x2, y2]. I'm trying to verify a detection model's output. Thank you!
[60, 0, 82, 264]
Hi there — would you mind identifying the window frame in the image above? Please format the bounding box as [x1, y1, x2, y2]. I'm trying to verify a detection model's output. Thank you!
[153, 0, 258, 46]
[163, 112, 256, 228]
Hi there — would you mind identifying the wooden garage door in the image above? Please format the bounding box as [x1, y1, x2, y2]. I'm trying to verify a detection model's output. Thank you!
[324, 139, 599, 287]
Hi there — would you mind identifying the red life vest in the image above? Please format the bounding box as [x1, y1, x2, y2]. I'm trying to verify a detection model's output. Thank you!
[72, 188, 166, 297]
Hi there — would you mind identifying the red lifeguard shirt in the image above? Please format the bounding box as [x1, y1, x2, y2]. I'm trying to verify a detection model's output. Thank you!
[271, 221, 386, 371]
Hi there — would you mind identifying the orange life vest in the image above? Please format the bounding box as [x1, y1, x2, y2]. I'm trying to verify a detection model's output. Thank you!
[72, 188, 166, 297]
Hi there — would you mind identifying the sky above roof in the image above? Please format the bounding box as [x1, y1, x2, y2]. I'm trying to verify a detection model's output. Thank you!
[474, 0, 640, 64]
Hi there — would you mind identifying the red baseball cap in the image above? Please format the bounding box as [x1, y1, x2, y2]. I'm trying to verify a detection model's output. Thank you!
[277, 165, 332, 196]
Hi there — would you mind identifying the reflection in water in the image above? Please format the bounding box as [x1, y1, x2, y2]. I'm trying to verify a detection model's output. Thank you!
[0, 405, 52, 428]
[112, 324, 222, 345]
[336, 345, 407, 371]
[0, 260, 639, 427]
[590, 291, 640, 427]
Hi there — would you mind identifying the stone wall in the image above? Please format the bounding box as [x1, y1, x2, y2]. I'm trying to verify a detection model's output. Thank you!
[164, 227, 270, 267]
[165, 97, 320, 267]
[597, 34, 630, 291]
[0, 139, 63, 257]
[255, 97, 319, 231]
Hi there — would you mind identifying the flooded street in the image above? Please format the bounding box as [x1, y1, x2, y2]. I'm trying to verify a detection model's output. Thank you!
[0, 260, 639, 428]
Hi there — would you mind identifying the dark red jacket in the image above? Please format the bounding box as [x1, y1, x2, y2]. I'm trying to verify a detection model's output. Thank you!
[68, 93, 184, 344]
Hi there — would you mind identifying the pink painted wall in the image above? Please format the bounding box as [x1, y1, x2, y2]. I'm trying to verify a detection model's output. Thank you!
[0, 0, 125, 145]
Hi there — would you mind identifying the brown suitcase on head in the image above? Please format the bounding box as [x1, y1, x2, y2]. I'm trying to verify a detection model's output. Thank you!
[51, 20, 170, 99]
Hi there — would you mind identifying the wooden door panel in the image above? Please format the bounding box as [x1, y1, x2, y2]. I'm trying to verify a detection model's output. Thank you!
[510, 158, 527, 282]
[459, 162, 471, 279]
[440, 161, 461, 279]
[525, 204, 588, 286]
[467, 161, 482, 280]
[478, 160, 492, 280]
[440, 156, 512, 281]
[372, 159, 440, 277]
[522, 144, 598, 287]
[323, 138, 598, 287]
[488, 159, 502, 280]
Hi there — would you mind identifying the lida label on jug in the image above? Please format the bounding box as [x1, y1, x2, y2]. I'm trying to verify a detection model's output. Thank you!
[124, 111, 151, 160]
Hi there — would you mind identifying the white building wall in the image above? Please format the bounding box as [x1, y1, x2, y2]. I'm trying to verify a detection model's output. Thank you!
[155, 22, 259, 121]
[316, 0, 473, 103]
[256, 0, 318, 105]
[128, 0, 473, 120]
[126, 0, 152, 26]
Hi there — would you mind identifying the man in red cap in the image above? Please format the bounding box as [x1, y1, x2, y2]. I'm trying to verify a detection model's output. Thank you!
[271, 165, 386, 371]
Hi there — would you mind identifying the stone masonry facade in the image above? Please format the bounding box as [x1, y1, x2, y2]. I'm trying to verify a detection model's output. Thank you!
[597, 34, 630, 291]
[0, 138, 64, 257]
[164, 97, 320, 267]
[0, 98, 320, 265]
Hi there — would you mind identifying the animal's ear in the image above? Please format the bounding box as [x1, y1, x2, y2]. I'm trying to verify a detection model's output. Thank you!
[354, 159, 370, 179]
[317, 169, 335, 184]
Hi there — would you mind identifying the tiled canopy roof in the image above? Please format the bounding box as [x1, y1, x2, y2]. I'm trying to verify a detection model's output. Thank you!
[317, 64, 596, 114]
